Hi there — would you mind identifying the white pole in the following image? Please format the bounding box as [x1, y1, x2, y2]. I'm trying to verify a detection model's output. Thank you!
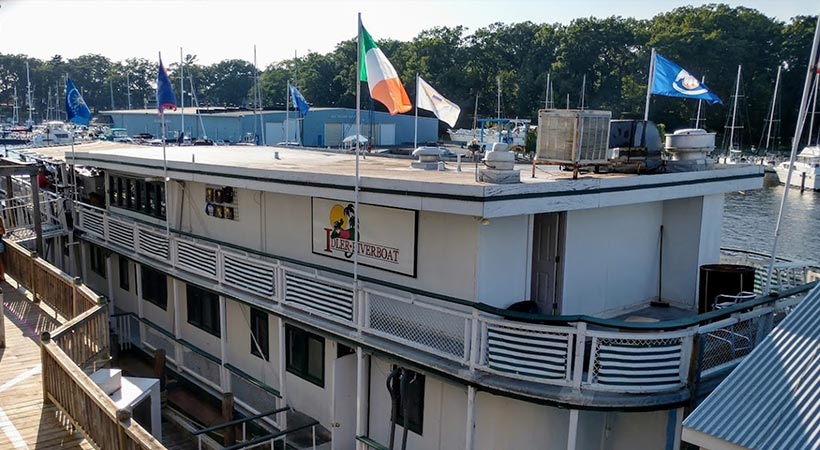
[764, 14, 820, 293]
[180, 47, 185, 142]
[26, 61, 33, 125]
[126, 71, 132, 110]
[644, 48, 656, 122]
[355, 13, 361, 288]
[728, 65, 742, 151]
[472, 95, 478, 139]
[695, 76, 705, 129]
[465, 386, 476, 450]
[765, 65, 782, 151]
[414, 74, 419, 149]
[286, 80, 290, 144]
[257, 46, 266, 146]
[807, 75, 819, 145]
[544, 72, 550, 109]
[580, 74, 586, 110]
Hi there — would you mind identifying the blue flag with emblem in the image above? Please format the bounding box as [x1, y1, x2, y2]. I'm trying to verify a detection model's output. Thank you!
[289, 83, 310, 116]
[156, 57, 177, 114]
[651, 53, 722, 105]
[65, 78, 91, 126]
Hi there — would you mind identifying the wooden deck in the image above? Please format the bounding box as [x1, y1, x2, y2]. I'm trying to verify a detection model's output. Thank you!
[0, 278, 95, 450]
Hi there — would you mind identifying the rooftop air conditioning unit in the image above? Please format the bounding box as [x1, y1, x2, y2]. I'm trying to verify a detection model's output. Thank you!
[535, 109, 611, 165]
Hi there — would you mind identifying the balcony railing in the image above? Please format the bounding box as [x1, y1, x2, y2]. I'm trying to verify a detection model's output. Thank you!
[5, 239, 164, 449]
[76, 202, 817, 399]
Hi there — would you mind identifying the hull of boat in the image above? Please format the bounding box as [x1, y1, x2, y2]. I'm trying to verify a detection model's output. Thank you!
[775, 165, 820, 190]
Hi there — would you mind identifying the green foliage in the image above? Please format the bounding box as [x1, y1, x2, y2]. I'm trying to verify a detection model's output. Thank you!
[0, 4, 815, 148]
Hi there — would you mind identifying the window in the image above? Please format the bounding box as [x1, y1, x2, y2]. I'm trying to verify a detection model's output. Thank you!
[391, 367, 425, 435]
[286, 325, 324, 387]
[109, 174, 166, 219]
[250, 308, 269, 361]
[118, 255, 130, 291]
[89, 244, 106, 278]
[187, 284, 220, 337]
[141, 266, 167, 309]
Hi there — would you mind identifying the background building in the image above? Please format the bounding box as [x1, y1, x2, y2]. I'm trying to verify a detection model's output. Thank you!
[100, 107, 439, 147]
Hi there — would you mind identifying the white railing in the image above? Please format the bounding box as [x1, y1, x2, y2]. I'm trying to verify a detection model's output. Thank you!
[1, 192, 64, 232]
[79, 204, 815, 398]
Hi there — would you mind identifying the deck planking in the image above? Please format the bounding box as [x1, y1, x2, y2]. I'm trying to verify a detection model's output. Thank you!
[1, 278, 95, 450]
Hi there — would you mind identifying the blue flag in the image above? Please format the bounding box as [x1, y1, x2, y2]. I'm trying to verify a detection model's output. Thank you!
[157, 57, 177, 114]
[290, 83, 310, 116]
[651, 53, 722, 105]
[65, 78, 91, 126]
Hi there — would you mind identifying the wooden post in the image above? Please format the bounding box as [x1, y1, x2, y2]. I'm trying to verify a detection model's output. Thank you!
[116, 409, 132, 450]
[29, 173, 43, 256]
[1, 289, 5, 348]
[40, 331, 51, 404]
[222, 392, 235, 446]
[72, 277, 82, 317]
[30, 251, 38, 303]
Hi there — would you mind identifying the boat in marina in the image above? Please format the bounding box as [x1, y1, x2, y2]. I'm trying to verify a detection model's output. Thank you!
[30, 120, 73, 146]
[775, 145, 820, 190]
[2, 104, 817, 450]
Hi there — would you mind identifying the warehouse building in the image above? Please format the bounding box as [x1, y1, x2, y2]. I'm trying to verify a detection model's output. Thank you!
[99, 107, 439, 147]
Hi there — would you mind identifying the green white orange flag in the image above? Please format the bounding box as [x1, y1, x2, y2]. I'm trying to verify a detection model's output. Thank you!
[359, 23, 412, 115]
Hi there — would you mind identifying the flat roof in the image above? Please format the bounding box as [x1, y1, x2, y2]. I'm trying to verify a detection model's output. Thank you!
[20, 141, 764, 217]
[100, 107, 349, 117]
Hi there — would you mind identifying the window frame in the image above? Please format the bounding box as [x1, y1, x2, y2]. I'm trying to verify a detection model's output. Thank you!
[285, 325, 325, 387]
[140, 265, 167, 310]
[108, 174, 166, 220]
[118, 255, 130, 291]
[249, 307, 270, 361]
[393, 367, 425, 436]
[89, 244, 106, 279]
[186, 284, 221, 338]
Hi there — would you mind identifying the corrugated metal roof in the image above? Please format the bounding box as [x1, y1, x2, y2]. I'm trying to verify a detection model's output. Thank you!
[683, 284, 820, 450]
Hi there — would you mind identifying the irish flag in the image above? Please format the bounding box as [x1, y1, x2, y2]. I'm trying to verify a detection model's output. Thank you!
[359, 23, 412, 115]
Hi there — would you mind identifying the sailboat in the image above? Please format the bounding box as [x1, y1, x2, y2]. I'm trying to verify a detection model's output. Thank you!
[775, 70, 820, 190]
[719, 65, 748, 164]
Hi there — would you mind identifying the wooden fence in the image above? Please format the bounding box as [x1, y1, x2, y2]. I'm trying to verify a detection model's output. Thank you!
[6, 239, 166, 449]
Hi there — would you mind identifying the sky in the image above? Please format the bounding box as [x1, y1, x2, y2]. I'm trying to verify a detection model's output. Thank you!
[0, 0, 815, 68]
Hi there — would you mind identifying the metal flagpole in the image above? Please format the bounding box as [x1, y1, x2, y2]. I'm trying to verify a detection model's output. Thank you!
[644, 48, 656, 122]
[414, 74, 419, 149]
[354, 13, 362, 288]
[180, 47, 185, 142]
[126, 71, 132, 110]
[286, 81, 290, 144]
[765, 65, 782, 151]
[257, 46, 266, 146]
[764, 14, 820, 293]
[160, 52, 171, 237]
[695, 76, 705, 129]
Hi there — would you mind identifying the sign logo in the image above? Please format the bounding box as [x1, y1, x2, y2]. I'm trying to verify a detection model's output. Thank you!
[672, 70, 708, 96]
[323, 203, 400, 263]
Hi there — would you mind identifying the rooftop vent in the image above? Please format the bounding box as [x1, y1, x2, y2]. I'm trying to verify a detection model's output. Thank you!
[411, 146, 442, 170]
[479, 142, 520, 184]
[665, 128, 715, 171]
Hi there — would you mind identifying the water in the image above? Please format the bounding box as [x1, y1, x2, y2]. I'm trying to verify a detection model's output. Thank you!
[723, 185, 820, 262]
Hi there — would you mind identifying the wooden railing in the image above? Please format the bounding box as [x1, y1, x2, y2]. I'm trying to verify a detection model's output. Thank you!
[5, 239, 166, 450]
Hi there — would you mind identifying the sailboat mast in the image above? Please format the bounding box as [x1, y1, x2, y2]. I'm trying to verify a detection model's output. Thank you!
[807, 75, 819, 146]
[189, 74, 207, 140]
[12, 86, 18, 125]
[127, 71, 132, 110]
[544, 72, 550, 109]
[180, 47, 185, 139]
[472, 95, 478, 138]
[728, 65, 742, 151]
[765, 65, 782, 151]
[25, 61, 33, 125]
[252, 45, 259, 144]
[580, 74, 586, 110]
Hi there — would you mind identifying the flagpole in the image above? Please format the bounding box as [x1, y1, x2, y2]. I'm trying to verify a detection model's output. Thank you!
[180, 47, 185, 143]
[354, 12, 362, 289]
[159, 52, 170, 237]
[414, 74, 419, 149]
[695, 76, 705, 129]
[286, 80, 290, 144]
[644, 48, 656, 122]
[764, 14, 820, 293]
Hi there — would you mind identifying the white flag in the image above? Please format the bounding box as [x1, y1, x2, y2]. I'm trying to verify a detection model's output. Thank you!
[416, 76, 461, 128]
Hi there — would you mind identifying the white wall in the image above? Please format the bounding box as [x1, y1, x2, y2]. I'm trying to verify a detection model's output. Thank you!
[111, 256, 139, 315]
[476, 215, 530, 308]
[225, 301, 280, 390]
[283, 335, 337, 428]
[177, 184, 481, 301]
[561, 202, 663, 316]
[600, 409, 671, 450]
[367, 357, 467, 450]
[474, 392, 570, 450]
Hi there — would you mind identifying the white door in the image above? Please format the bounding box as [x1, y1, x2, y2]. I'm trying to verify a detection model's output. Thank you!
[531, 213, 562, 314]
[284, 119, 299, 143]
[325, 123, 343, 147]
[379, 123, 396, 145]
[332, 353, 358, 450]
